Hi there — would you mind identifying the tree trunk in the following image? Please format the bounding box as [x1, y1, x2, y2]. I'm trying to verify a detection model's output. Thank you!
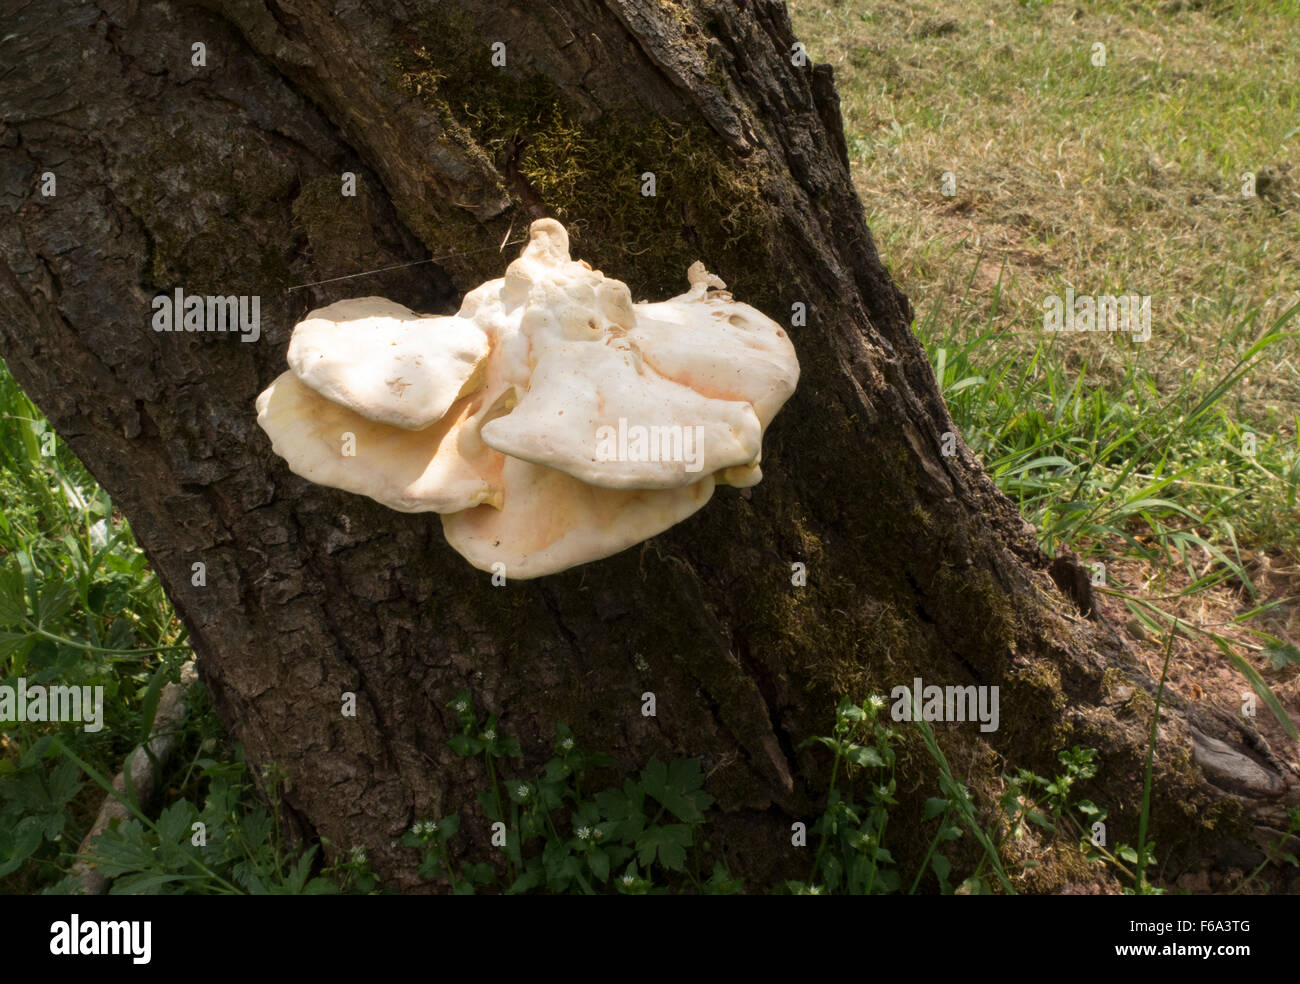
[1, 0, 1294, 892]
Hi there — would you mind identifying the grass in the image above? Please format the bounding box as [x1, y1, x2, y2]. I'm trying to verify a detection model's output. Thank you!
[791, 0, 1300, 821]
[0, 368, 310, 893]
[801, 0, 1300, 396]
[1, 0, 1297, 893]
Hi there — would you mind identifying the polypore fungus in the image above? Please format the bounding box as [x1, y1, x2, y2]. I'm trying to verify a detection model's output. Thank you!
[256, 218, 799, 578]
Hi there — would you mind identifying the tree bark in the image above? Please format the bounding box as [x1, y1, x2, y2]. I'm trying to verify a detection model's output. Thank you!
[1, 0, 1295, 891]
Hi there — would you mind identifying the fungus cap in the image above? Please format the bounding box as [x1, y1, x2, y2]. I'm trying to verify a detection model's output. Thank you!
[255, 218, 800, 578]
[286, 297, 489, 430]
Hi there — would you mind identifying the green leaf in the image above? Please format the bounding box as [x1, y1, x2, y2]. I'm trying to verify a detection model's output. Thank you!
[571, 801, 601, 829]
[0, 815, 44, 877]
[639, 758, 713, 823]
[635, 824, 692, 872]
[0, 561, 30, 624]
[797, 735, 840, 752]
[930, 853, 952, 887]
[704, 862, 744, 894]
[1263, 642, 1300, 670]
[0, 630, 33, 663]
[595, 780, 645, 836]
[284, 845, 319, 893]
[85, 820, 156, 879]
[47, 758, 83, 808]
[239, 807, 273, 848]
[463, 861, 494, 885]
[476, 787, 502, 823]
[34, 579, 76, 629]
[417, 852, 443, 881]
[542, 758, 571, 783]
[508, 857, 544, 894]
[820, 852, 843, 891]
[103, 554, 138, 575]
[447, 733, 480, 757]
[923, 797, 950, 820]
[155, 801, 193, 847]
[137, 663, 170, 745]
[587, 848, 610, 882]
[844, 744, 885, 768]
[111, 872, 203, 894]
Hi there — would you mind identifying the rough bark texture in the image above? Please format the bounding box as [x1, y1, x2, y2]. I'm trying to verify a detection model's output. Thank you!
[2, 0, 1296, 891]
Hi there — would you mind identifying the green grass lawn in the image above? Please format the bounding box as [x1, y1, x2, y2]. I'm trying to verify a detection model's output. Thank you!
[790, 0, 1300, 770]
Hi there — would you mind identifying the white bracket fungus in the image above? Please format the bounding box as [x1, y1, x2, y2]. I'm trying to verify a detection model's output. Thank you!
[256, 218, 800, 579]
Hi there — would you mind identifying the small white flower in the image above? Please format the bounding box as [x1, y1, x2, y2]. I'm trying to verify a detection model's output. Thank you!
[455, 700, 468, 712]
[592, 828, 604, 839]
[621, 874, 635, 886]
[516, 784, 529, 799]
[561, 737, 575, 751]
[350, 846, 367, 864]
[576, 826, 592, 840]
[807, 885, 821, 895]
[869, 695, 886, 710]
[483, 729, 496, 741]
[410, 822, 423, 836]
